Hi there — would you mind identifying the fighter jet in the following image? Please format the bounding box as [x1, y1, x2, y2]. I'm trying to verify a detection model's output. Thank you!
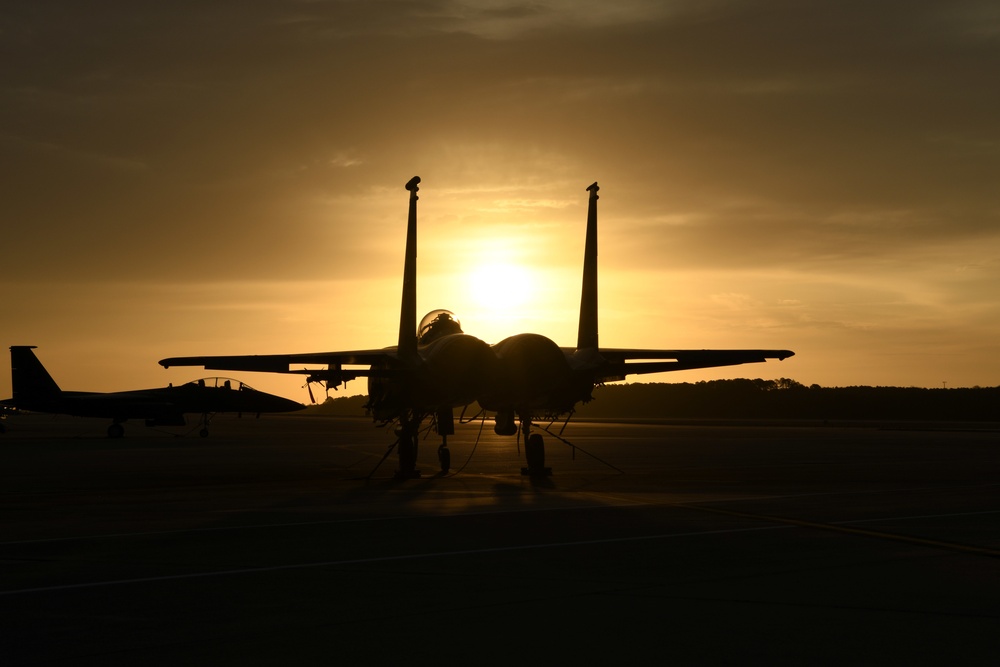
[160, 177, 793, 476]
[2, 346, 304, 437]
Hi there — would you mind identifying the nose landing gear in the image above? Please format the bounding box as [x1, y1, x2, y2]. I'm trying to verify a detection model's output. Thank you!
[436, 407, 453, 474]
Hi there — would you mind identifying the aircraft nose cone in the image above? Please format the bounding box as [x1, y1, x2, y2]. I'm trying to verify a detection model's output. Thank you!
[271, 395, 306, 412]
[244, 389, 305, 413]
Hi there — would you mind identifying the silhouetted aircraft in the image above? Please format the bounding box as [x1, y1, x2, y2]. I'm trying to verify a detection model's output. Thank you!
[1, 346, 304, 437]
[160, 178, 793, 476]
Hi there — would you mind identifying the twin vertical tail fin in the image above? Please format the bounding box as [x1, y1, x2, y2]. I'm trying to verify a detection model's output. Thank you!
[397, 176, 421, 360]
[576, 182, 600, 351]
[10, 346, 61, 402]
[395, 177, 598, 357]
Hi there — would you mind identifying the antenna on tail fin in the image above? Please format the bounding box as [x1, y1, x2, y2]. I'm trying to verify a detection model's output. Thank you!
[397, 176, 421, 360]
[576, 182, 600, 351]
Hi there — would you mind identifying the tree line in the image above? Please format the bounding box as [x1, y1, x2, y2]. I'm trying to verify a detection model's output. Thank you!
[309, 379, 1000, 422]
[574, 379, 1000, 422]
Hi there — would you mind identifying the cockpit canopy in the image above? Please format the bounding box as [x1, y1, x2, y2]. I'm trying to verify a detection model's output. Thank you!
[184, 377, 250, 391]
[418, 309, 463, 345]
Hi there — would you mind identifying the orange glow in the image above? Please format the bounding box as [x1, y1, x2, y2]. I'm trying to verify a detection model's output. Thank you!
[4, 3, 999, 403]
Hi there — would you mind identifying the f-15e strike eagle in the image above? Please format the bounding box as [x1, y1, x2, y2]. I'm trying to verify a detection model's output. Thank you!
[160, 178, 793, 477]
[1, 346, 303, 437]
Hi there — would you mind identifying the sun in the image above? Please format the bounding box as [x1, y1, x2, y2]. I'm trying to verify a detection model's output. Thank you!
[466, 261, 533, 311]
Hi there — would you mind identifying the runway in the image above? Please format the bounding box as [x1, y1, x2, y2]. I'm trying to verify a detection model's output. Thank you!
[2, 413, 998, 665]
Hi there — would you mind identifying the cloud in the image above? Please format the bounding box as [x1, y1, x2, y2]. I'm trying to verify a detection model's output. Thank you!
[328, 152, 363, 168]
[2, 0, 999, 390]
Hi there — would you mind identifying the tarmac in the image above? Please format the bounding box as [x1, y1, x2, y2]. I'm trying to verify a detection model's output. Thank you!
[1, 413, 998, 665]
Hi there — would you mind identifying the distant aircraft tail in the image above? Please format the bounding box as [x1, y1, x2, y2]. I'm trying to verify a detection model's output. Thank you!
[397, 176, 421, 360]
[10, 346, 62, 402]
[576, 182, 600, 351]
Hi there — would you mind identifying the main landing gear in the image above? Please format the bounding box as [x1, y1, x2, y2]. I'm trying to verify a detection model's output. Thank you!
[520, 418, 552, 478]
[498, 411, 553, 477]
[438, 437, 451, 474]
[388, 409, 554, 478]
[394, 417, 421, 479]
[392, 408, 454, 479]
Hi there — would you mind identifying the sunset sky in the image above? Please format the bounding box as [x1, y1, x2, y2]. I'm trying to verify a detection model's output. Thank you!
[3, 1, 999, 402]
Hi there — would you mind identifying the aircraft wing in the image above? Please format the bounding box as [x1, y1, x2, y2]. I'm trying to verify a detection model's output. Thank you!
[160, 350, 394, 372]
[159, 349, 397, 380]
[573, 348, 795, 382]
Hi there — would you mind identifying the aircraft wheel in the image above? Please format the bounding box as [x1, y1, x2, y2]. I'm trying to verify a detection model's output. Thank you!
[438, 446, 451, 473]
[394, 432, 421, 478]
[525, 433, 545, 473]
[199, 428, 210, 438]
[108, 423, 125, 438]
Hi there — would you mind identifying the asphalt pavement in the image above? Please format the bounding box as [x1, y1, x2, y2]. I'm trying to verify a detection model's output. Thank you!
[2, 413, 998, 665]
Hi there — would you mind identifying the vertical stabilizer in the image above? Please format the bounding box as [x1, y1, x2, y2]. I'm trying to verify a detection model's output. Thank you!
[576, 182, 600, 351]
[10, 346, 61, 401]
[397, 176, 421, 360]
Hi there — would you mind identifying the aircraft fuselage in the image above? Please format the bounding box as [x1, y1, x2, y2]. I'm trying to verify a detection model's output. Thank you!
[366, 331, 498, 422]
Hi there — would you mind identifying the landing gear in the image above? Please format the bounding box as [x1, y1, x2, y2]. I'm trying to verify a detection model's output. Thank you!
[519, 418, 552, 477]
[436, 407, 454, 474]
[392, 408, 454, 478]
[198, 413, 211, 438]
[394, 417, 421, 479]
[494, 410, 517, 436]
[438, 440, 451, 473]
[524, 433, 544, 471]
[107, 423, 125, 438]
